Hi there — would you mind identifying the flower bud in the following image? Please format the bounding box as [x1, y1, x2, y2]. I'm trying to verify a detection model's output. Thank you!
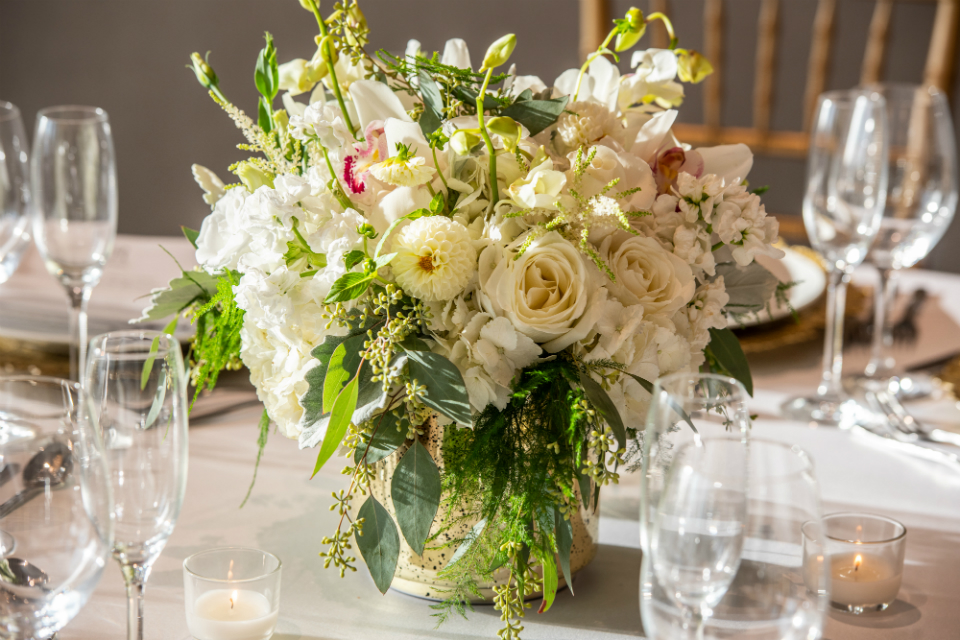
[677, 49, 713, 83]
[189, 52, 218, 89]
[236, 161, 275, 192]
[357, 223, 378, 239]
[481, 34, 517, 72]
[316, 35, 340, 65]
[615, 8, 647, 52]
[450, 130, 483, 156]
[298, 0, 316, 11]
[486, 116, 522, 153]
[273, 109, 289, 136]
[278, 59, 317, 96]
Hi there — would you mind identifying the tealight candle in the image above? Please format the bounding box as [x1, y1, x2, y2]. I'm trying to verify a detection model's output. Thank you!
[184, 548, 282, 640]
[802, 513, 906, 614]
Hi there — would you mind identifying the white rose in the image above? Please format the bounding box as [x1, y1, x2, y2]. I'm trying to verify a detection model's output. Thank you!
[601, 231, 695, 317]
[195, 188, 251, 273]
[478, 231, 606, 352]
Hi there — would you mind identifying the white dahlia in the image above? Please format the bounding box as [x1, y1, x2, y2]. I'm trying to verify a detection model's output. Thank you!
[392, 216, 477, 301]
[554, 101, 621, 154]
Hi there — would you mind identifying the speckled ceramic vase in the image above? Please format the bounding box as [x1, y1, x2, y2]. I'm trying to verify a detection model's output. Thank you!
[367, 424, 600, 603]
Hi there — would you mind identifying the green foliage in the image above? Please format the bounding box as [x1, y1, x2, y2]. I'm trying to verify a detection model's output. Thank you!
[191, 271, 246, 408]
[240, 410, 271, 508]
[578, 371, 626, 450]
[404, 348, 472, 425]
[312, 373, 360, 478]
[554, 510, 574, 594]
[355, 496, 401, 594]
[706, 327, 753, 396]
[181, 226, 200, 249]
[500, 92, 570, 136]
[353, 410, 406, 464]
[392, 439, 442, 555]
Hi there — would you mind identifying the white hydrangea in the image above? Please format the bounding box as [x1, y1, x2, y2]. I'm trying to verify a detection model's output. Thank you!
[288, 102, 352, 151]
[194, 187, 251, 273]
[392, 216, 478, 301]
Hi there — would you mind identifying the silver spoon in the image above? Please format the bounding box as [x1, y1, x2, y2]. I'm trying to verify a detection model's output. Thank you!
[0, 441, 72, 520]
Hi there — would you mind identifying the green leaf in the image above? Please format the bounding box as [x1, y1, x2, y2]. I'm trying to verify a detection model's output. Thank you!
[624, 372, 699, 437]
[578, 471, 593, 511]
[447, 518, 486, 569]
[622, 372, 654, 394]
[354, 411, 407, 464]
[539, 550, 559, 613]
[399, 335, 431, 351]
[143, 367, 167, 429]
[417, 70, 444, 136]
[355, 496, 401, 594]
[391, 439, 442, 556]
[324, 271, 374, 303]
[311, 374, 359, 478]
[555, 510, 574, 595]
[240, 409, 270, 508]
[373, 252, 397, 270]
[141, 316, 178, 391]
[344, 249, 366, 270]
[375, 208, 427, 258]
[181, 226, 200, 249]
[255, 32, 279, 100]
[258, 96, 273, 133]
[137, 270, 220, 322]
[716, 262, 779, 311]
[404, 348, 472, 424]
[707, 327, 753, 396]
[500, 96, 569, 136]
[579, 371, 626, 451]
[323, 342, 353, 414]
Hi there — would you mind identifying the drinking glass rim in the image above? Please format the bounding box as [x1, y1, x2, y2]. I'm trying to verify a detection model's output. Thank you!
[36, 105, 109, 124]
[818, 512, 907, 544]
[0, 101, 21, 123]
[817, 88, 882, 106]
[88, 330, 180, 360]
[0, 374, 79, 395]
[652, 372, 748, 405]
[183, 547, 283, 582]
[675, 436, 816, 478]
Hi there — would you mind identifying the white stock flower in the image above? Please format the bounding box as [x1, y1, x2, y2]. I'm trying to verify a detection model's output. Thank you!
[194, 188, 251, 273]
[679, 277, 730, 352]
[713, 187, 784, 266]
[675, 172, 724, 224]
[369, 154, 436, 187]
[471, 315, 541, 387]
[672, 224, 716, 277]
[506, 159, 566, 209]
[553, 101, 621, 155]
[601, 232, 696, 318]
[288, 102, 351, 150]
[478, 231, 606, 352]
[392, 216, 478, 301]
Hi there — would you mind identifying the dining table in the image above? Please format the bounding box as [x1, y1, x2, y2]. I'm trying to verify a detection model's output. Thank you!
[4, 235, 959, 640]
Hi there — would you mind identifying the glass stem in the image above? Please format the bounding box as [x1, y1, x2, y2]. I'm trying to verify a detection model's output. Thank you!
[121, 563, 147, 640]
[866, 268, 897, 378]
[818, 268, 850, 398]
[66, 285, 91, 383]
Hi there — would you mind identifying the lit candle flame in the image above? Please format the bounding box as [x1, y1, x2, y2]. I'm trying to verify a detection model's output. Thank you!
[230, 590, 237, 609]
[854, 554, 862, 572]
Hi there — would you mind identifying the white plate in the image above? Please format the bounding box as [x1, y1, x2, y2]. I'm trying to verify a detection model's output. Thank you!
[0, 236, 198, 349]
[727, 247, 826, 329]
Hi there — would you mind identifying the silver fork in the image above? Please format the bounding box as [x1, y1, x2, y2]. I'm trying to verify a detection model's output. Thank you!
[865, 381, 960, 448]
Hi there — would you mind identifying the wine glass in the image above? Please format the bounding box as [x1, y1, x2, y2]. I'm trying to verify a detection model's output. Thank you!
[781, 89, 888, 427]
[0, 102, 32, 285]
[862, 84, 957, 396]
[31, 106, 118, 382]
[86, 331, 189, 640]
[0, 376, 113, 639]
[641, 435, 829, 640]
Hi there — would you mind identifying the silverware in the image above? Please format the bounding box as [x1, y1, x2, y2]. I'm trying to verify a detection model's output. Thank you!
[0, 557, 48, 587]
[866, 383, 960, 448]
[0, 440, 72, 519]
[850, 425, 960, 471]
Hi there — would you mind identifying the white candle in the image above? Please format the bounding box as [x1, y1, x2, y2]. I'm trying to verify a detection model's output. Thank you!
[828, 553, 902, 607]
[186, 589, 279, 640]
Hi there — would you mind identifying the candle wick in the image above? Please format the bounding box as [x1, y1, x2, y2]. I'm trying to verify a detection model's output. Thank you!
[230, 598, 234, 609]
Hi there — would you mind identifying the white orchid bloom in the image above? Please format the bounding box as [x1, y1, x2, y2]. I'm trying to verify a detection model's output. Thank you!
[698, 144, 754, 184]
[630, 109, 679, 163]
[506, 159, 566, 209]
[191, 164, 226, 205]
[441, 38, 472, 69]
[350, 80, 412, 132]
[504, 64, 548, 97]
[278, 59, 319, 97]
[554, 56, 620, 111]
[620, 50, 685, 110]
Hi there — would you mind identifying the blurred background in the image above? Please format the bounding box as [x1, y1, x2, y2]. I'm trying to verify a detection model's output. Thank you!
[2, 0, 959, 270]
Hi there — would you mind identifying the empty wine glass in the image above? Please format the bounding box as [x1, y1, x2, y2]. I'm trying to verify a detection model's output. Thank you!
[0, 376, 113, 639]
[862, 84, 957, 396]
[641, 437, 829, 640]
[31, 106, 118, 382]
[782, 90, 888, 427]
[0, 102, 32, 285]
[86, 331, 189, 640]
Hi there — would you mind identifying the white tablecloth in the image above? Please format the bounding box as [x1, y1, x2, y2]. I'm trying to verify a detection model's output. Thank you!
[10, 236, 958, 640]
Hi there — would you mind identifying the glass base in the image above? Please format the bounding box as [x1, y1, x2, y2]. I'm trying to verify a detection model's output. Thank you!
[831, 600, 891, 614]
[0, 530, 16, 557]
[780, 395, 864, 428]
[890, 374, 934, 401]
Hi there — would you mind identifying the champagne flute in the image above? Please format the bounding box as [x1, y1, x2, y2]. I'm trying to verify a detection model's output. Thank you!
[782, 90, 888, 427]
[0, 102, 32, 285]
[86, 331, 189, 640]
[862, 84, 957, 396]
[31, 106, 118, 382]
[0, 376, 113, 639]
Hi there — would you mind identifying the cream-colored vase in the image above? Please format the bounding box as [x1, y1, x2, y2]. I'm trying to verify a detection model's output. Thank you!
[367, 425, 600, 602]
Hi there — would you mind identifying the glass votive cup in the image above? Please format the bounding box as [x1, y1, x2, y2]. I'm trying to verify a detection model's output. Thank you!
[184, 547, 281, 640]
[803, 513, 906, 614]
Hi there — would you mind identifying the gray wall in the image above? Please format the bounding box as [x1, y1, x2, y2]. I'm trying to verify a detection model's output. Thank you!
[2, 0, 959, 270]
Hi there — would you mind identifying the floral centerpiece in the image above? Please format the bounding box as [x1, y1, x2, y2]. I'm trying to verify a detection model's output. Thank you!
[142, 1, 786, 636]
